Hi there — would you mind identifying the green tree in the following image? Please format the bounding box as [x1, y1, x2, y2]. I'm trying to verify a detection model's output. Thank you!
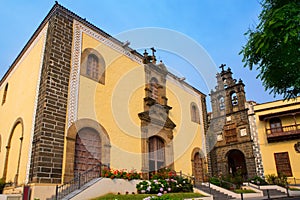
[240, 0, 300, 99]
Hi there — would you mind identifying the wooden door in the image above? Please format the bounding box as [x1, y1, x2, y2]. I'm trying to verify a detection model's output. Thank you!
[74, 128, 101, 176]
[193, 152, 204, 183]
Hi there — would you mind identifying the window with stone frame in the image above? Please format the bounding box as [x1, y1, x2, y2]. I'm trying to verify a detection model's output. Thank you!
[269, 118, 282, 133]
[2, 83, 8, 105]
[274, 152, 293, 177]
[149, 136, 165, 172]
[190, 102, 200, 124]
[81, 48, 105, 84]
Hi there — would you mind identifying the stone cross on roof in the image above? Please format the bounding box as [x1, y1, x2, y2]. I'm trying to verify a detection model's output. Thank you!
[219, 64, 226, 71]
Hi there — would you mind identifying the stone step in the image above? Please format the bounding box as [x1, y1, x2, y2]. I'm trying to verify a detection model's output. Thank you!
[195, 184, 235, 200]
[262, 188, 286, 197]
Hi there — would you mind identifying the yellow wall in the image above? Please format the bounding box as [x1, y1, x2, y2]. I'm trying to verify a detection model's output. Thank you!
[166, 77, 206, 175]
[77, 32, 144, 170]
[254, 97, 300, 178]
[0, 25, 47, 184]
[75, 32, 206, 176]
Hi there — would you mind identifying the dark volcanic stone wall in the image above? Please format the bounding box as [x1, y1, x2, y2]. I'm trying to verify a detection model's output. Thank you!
[30, 8, 73, 184]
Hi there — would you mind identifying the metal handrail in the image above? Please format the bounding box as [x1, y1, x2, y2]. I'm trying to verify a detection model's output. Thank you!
[175, 170, 195, 185]
[219, 178, 237, 190]
[55, 163, 107, 200]
[208, 176, 238, 190]
[287, 177, 300, 186]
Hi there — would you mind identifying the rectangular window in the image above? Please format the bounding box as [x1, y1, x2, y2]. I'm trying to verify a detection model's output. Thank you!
[274, 152, 293, 177]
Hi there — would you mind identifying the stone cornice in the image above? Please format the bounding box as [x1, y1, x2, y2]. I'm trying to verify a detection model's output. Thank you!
[138, 111, 176, 129]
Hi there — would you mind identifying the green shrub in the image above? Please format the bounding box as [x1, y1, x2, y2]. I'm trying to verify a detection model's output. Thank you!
[209, 177, 220, 186]
[265, 173, 287, 187]
[150, 168, 177, 180]
[249, 176, 268, 185]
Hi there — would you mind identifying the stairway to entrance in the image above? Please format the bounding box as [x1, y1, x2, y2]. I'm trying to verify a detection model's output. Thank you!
[261, 188, 287, 199]
[195, 184, 235, 200]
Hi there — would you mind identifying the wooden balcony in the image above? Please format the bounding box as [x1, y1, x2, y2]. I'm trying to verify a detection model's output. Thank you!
[266, 124, 300, 142]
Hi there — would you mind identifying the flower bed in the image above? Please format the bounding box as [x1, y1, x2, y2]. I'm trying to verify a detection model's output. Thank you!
[136, 169, 193, 195]
[101, 168, 141, 180]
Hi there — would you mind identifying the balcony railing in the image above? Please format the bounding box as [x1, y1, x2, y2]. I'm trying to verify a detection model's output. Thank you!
[266, 124, 300, 142]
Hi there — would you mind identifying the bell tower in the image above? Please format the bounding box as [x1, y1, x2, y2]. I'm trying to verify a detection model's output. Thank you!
[209, 65, 256, 179]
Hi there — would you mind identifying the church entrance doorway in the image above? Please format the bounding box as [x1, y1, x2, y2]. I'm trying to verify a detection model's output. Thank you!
[74, 127, 101, 176]
[193, 152, 204, 184]
[227, 149, 247, 178]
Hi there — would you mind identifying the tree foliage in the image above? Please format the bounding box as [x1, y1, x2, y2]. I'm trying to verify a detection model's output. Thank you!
[240, 0, 300, 99]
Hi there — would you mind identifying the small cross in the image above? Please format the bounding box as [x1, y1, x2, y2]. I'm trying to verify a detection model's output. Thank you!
[219, 64, 226, 71]
[150, 47, 156, 56]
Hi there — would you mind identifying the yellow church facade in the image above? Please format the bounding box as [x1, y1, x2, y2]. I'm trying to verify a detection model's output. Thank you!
[0, 3, 207, 198]
[254, 97, 300, 180]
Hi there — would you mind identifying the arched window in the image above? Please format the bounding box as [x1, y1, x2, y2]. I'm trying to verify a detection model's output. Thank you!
[191, 102, 200, 123]
[219, 96, 225, 110]
[150, 77, 159, 100]
[231, 92, 238, 106]
[149, 136, 165, 172]
[2, 83, 8, 105]
[87, 54, 99, 80]
[81, 48, 106, 84]
[270, 118, 282, 133]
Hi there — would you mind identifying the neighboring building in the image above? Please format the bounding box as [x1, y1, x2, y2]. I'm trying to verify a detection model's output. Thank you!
[246, 101, 264, 178]
[254, 97, 300, 179]
[208, 66, 257, 179]
[0, 3, 208, 199]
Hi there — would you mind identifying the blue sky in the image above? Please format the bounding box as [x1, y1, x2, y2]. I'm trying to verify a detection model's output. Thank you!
[0, 0, 282, 107]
